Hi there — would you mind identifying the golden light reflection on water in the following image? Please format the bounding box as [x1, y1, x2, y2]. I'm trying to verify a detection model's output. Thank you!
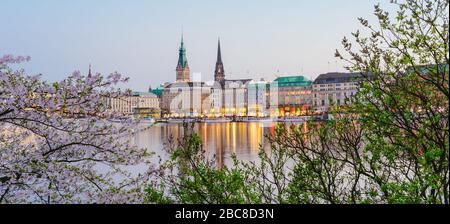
[135, 122, 307, 167]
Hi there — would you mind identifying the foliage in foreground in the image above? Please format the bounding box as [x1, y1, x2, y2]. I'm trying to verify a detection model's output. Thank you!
[145, 129, 260, 204]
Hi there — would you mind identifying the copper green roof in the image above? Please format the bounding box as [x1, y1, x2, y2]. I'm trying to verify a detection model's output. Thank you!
[272, 76, 312, 87]
[151, 88, 164, 97]
[177, 35, 188, 68]
[314, 72, 364, 84]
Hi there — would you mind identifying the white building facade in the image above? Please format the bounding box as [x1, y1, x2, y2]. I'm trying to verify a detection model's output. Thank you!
[247, 80, 270, 117]
[105, 92, 160, 116]
[312, 72, 364, 112]
[161, 82, 211, 118]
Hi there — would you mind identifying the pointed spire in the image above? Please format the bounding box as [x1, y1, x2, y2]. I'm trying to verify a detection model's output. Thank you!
[214, 38, 225, 82]
[180, 27, 186, 50]
[176, 31, 190, 82]
[181, 31, 184, 48]
[217, 37, 222, 63]
[88, 64, 92, 77]
[177, 32, 188, 68]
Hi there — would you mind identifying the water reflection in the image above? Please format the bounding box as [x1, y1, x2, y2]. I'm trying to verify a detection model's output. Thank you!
[134, 122, 280, 167]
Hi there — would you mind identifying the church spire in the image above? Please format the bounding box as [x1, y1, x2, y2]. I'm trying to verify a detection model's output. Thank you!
[88, 64, 92, 77]
[180, 32, 184, 49]
[214, 38, 225, 82]
[217, 38, 222, 64]
[176, 33, 190, 82]
[177, 33, 188, 69]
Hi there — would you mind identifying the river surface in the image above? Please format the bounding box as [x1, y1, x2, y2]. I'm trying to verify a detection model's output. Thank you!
[134, 122, 282, 167]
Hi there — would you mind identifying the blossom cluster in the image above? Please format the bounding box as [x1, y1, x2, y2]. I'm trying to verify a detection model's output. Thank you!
[0, 55, 151, 203]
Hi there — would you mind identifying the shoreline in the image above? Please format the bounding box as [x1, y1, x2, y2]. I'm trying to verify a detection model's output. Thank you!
[153, 116, 327, 124]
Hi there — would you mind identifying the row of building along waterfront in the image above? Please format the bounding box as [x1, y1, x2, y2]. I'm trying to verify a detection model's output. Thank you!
[105, 36, 365, 119]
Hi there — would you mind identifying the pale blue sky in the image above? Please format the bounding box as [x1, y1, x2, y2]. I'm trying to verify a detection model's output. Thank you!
[1, 0, 392, 91]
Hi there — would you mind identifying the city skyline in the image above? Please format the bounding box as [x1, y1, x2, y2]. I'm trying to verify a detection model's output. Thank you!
[1, 0, 395, 91]
[0, 0, 448, 207]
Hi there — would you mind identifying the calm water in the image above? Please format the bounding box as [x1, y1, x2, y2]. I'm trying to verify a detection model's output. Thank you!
[134, 122, 280, 167]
